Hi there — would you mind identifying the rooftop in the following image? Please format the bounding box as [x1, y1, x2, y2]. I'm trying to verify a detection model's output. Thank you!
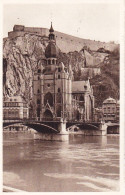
[103, 97, 116, 104]
[72, 80, 90, 92]
[4, 96, 25, 103]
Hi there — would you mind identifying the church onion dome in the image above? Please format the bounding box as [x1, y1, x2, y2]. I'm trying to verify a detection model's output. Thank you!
[103, 97, 116, 104]
[45, 42, 57, 58]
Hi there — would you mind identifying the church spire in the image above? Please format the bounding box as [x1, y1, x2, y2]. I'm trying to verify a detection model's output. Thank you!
[49, 22, 54, 33]
[49, 22, 55, 41]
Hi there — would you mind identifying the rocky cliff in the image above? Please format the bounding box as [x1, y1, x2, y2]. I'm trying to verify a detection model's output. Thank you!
[3, 30, 119, 107]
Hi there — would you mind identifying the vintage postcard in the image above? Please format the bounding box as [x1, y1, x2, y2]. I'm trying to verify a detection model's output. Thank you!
[1, 0, 124, 193]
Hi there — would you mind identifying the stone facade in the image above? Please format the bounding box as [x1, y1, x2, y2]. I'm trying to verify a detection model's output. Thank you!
[102, 97, 119, 122]
[3, 96, 29, 120]
[33, 24, 94, 122]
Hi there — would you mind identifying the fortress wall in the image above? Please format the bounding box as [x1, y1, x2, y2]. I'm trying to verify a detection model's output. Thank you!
[8, 31, 26, 39]
[7, 25, 118, 53]
[24, 27, 48, 36]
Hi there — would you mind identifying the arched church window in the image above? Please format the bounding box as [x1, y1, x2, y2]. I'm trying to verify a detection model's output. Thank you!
[58, 88, 60, 93]
[58, 68, 61, 72]
[37, 107, 40, 118]
[58, 75, 60, 79]
[38, 69, 41, 73]
[44, 92, 53, 106]
[38, 76, 40, 80]
[76, 110, 80, 121]
[52, 59, 55, 64]
[37, 99, 41, 104]
[79, 95, 84, 101]
[48, 59, 51, 65]
[37, 89, 40, 93]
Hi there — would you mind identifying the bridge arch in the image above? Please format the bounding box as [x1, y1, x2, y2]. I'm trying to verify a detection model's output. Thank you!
[3, 122, 59, 134]
[67, 123, 99, 131]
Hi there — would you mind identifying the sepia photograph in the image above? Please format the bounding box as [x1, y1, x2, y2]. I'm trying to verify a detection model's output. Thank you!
[2, 0, 124, 193]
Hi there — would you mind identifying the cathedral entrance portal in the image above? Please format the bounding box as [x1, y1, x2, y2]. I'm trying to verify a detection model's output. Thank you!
[43, 109, 53, 121]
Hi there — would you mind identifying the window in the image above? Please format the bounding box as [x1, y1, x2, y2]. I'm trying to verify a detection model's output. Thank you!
[84, 86, 87, 90]
[48, 59, 51, 65]
[37, 89, 40, 93]
[58, 75, 60, 79]
[44, 92, 53, 106]
[47, 84, 50, 87]
[104, 108, 106, 112]
[58, 88, 60, 93]
[10, 99, 12, 101]
[52, 59, 55, 64]
[58, 68, 61, 72]
[38, 76, 40, 80]
[79, 95, 84, 101]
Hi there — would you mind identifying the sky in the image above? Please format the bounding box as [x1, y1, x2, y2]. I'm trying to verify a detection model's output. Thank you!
[3, 2, 120, 43]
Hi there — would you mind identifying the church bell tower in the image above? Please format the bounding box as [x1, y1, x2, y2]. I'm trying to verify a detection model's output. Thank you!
[33, 23, 73, 121]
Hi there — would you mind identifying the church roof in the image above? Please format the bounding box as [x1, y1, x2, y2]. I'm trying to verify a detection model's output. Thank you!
[45, 23, 59, 58]
[72, 81, 90, 93]
[45, 42, 57, 58]
[103, 97, 116, 104]
[49, 22, 54, 33]
[4, 96, 25, 103]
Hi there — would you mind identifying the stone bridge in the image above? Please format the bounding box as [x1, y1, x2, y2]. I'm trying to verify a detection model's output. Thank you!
[3, 119, 106, 133]
[3, 119, 110, 140]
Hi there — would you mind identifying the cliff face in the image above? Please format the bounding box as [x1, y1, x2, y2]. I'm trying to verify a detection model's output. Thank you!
[8, 25, 118, 53]
[90, 49, 120, 107]
[3, 34, 48, 100]
[3, 31, 119, 107]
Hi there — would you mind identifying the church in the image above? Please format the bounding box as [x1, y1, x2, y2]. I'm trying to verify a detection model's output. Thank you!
[33, 23, 94, 122]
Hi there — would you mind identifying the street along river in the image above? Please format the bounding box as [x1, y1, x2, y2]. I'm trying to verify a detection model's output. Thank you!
[3, 131, 119, 192]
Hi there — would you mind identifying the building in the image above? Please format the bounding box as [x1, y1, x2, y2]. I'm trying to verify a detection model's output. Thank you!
[94, 107, 103, 122]
[33, 23, 94, 122]
[3, 96, 29, 120]
[102, 97, 118, 122]
[116, 100, 120, 122]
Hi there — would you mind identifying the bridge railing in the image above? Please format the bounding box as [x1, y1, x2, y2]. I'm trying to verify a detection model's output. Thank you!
[3, 118, 97, 124]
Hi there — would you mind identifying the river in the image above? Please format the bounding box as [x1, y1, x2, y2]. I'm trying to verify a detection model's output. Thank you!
[3, 131, 119, 192]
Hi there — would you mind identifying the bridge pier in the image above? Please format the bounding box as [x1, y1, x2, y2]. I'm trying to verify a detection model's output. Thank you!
[99, 121, 107, 135]
[34, 119, 69, 141]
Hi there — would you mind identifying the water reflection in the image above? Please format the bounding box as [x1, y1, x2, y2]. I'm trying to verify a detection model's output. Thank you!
[3, 132, 119, 192]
